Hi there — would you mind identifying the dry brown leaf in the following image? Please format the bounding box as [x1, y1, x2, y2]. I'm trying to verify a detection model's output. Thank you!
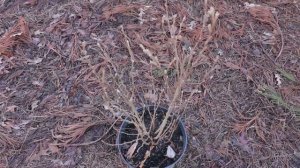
[24, 0, 38, 6]
[48, 144, 60, 154]
[126, 141, 138, 159]
[6, 105, 18, 113]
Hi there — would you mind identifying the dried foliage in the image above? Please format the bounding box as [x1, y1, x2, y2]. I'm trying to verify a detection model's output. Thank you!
[0, 17, 31, 57]
[247, 5, 278, 30]
[99, 3, 220, 166]
[52, 121, 97, 145]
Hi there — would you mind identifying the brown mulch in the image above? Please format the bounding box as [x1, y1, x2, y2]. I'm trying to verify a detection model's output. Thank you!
[0, 0, 299, 167]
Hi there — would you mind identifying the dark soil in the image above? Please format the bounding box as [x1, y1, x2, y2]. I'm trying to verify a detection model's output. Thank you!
[119, 107, 184, 168]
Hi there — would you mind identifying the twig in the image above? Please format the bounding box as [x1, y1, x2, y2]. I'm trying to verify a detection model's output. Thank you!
[274, 13, 284, 61]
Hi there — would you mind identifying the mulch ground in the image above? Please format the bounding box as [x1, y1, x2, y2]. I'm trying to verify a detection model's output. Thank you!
[0, 0, 300, 167]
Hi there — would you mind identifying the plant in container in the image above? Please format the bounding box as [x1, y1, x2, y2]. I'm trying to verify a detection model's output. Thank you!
[99, 5, 219, 168]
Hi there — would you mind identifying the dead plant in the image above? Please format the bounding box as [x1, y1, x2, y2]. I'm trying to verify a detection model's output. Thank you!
[97, 3, 220, 167]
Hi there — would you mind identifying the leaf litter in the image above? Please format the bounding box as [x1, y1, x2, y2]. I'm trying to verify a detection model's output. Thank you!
[0, 0, 299, 167]
[0, 17, 31, 57]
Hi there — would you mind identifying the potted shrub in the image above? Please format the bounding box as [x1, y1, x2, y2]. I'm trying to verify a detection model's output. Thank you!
[100, 6, 219, 168]
[116, 106, 188, 168]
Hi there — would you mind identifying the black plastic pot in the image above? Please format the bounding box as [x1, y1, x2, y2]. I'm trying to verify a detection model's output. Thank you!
[116, 106, 188, 168]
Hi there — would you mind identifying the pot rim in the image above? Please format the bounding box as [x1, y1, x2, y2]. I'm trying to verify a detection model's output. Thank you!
[116, 105, 188, 168]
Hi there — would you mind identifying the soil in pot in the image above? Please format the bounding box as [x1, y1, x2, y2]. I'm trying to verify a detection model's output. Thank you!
[119, 107, 185, 168]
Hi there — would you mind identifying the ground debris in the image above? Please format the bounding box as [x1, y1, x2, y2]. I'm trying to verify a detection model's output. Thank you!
[0, 0, 299, 167]
[0, 17, 31, 57]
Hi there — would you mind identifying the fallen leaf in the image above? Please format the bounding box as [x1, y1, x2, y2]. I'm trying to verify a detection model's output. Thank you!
[126, 142, 138, 159]
[32, 80, 44, 87]
[188, 21, 196, 30]
[275, 74, 282, 87]
[165, 145, 176, 158]
[52, 13, 63, 19]
[1, 121, 17, 132]
[31, 100, 39, 110]
[48, 144, 60, 154]
[6, 105, 18, 113]
[24, 0, 38, 6]
[34, 30, 44, 35]
[27, 58, 43, 65]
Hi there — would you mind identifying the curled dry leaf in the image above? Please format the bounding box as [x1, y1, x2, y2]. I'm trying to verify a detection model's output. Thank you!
[126, 141, 138, 159]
